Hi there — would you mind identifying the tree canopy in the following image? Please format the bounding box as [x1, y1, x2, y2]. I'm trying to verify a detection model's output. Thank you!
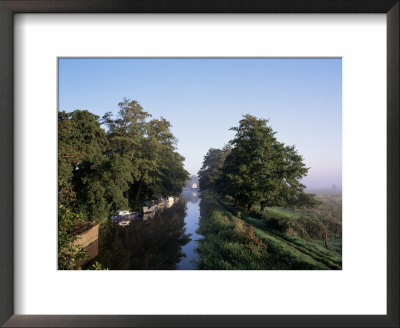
[58, 99, 189, 268]
[198, 145, 231, 192]
[200, 114, 318, 211]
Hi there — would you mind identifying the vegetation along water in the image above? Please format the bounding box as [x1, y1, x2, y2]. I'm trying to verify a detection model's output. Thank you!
[58, 99, 342, 270]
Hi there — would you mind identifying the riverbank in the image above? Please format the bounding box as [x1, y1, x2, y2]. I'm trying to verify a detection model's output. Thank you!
[196, 192, 342, 270]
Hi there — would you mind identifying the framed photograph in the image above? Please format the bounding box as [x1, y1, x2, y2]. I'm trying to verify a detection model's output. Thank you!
[0, 0, 398, 327]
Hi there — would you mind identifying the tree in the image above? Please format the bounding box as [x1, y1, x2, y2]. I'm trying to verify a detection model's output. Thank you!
[198, 145, 231, 192]
[102, 99, 152, 204]
[217, 114, 317, 211]
[59, 110, 125, 221]
[102, 99, 188, 206]
[58, 110, 110, 268]
[58, 99, 189, 268]
[138, 118, 189, 199]
[132, 117, 176, 200]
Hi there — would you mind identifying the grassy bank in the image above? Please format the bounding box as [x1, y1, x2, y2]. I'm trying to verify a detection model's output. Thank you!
[196, 192, 342, 270]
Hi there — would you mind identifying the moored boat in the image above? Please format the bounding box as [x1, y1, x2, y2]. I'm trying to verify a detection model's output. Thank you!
[143, 205, 157, 213]
[165, 196, 175, 208]
[112, 210, 141, 223]
[116, 210, 131, 216]
[143, 210, 156, 221]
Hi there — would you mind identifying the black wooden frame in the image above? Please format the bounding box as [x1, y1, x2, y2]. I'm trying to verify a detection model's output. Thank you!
[0, 1, 398, 327]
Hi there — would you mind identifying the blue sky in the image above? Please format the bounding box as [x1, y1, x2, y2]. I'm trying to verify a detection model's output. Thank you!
[58, 58, 342, 190]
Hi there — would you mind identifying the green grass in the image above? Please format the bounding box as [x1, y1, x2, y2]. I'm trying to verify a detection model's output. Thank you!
[197, 192, 342, 270]
[197, 203, 273, 270]
[253, 191, 342, 224]
[262, 206, 301, 219]
[239, 215, 342, 269]
[313, 236, 342, 254]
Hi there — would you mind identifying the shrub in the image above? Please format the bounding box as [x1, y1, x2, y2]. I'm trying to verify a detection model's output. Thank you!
[297, 217, 327, 239]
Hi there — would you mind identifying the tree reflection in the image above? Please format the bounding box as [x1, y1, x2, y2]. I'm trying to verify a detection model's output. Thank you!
[96, 199, 191, 269]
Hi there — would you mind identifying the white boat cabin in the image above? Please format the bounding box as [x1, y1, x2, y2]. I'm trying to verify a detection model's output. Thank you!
[116, 210, 131, 216]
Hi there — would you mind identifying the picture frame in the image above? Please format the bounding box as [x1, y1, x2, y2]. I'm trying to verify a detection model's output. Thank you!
[0, 0, 398, 327]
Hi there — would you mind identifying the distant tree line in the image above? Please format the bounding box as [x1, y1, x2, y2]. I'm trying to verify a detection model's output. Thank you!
[198, 114, 318, 212]
[58, 98, 189, 268]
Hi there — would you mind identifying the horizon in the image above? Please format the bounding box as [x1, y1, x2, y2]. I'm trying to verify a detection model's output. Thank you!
[58, 58, 342, 190]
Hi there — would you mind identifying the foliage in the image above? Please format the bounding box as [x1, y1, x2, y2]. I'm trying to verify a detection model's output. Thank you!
[58, 204, 88, 270]
[86, 262, 108, 270]
[198, 145, 231, 192]
[58, 99, 189, 268]
[58, 109, 110, 220]
[214, 114, 318, 211]
[102, 99, 189, 206]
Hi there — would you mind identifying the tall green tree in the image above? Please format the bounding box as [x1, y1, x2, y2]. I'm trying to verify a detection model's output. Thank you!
[138, 117, 189, 199]
[102, 99, 188, 205]
[198, 145, 231, 192]
[217, 114, 317, 211]
[132, 117, 174, 201]
[102, 99, 151, 203]
[58, 110, 109, 213]
[58, 110, 109, 268]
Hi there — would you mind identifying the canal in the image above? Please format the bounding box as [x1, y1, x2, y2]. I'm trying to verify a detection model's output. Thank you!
[95, 190, 202, 270]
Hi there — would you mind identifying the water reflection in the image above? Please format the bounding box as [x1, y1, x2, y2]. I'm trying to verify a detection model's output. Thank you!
[183, 190, 200, 203]
[175, 191, 201, 269]
[97, 198, 199, 270]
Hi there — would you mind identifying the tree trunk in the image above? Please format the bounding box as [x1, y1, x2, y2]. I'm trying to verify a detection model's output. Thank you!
[323, 232, 329, 249]
[124, 188, 130, 200]
[260, 202, 266, 212]
[135, 175, 144, 201]
[247, 203, 253, 212]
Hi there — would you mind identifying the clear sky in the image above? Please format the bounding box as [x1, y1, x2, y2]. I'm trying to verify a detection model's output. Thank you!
[58, 58, 341, 190]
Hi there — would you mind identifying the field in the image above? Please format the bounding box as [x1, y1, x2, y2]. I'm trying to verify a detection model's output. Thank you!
[196, 191, 342, 270]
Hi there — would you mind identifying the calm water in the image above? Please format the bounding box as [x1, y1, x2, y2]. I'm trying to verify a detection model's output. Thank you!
[176, 192, 202, 269]
[96, 191, 202, 270]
